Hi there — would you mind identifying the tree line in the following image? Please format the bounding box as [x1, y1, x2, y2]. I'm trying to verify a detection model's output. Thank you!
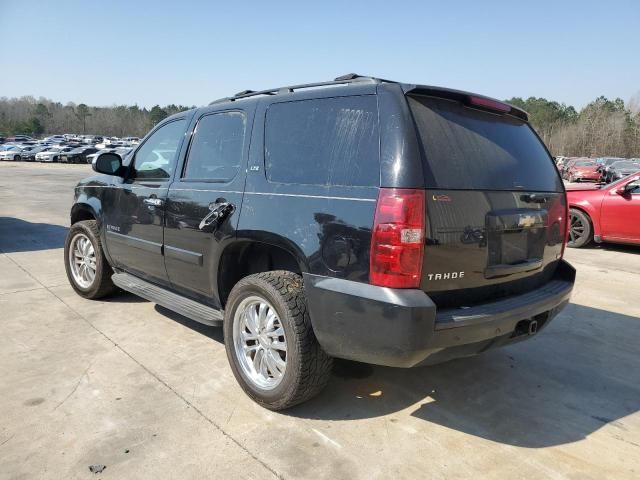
[1, 93, 639, 158]
[0, 96, 193, 138]
[507, 94, 640, 158]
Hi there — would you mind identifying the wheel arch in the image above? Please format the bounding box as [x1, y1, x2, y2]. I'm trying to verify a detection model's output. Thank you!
[569, 201, 601, 238]
[217, 238, 309, 308]
[70, 201, 99, 225]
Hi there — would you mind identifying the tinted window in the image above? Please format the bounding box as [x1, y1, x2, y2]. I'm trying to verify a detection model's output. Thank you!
[134, 119, 185, 180]
[408, 96, 563, 192]
[183, 111, 246, 181]
[627, 180, 640, 194]
[265, 96, 379, 187]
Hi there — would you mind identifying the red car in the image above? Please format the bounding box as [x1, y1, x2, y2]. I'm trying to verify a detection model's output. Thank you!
[566, 159, 601, 182]
[566, 173, 640, 247]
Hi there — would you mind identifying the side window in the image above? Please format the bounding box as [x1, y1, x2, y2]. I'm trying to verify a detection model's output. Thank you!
[133, 119, 186, 180]
[183, 111, 246, 182]
[265, 96, 380, 187]
[627, 180, 640, 194]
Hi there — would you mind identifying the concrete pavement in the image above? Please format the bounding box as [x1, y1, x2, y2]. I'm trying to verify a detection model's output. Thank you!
[1, 162, 639, 479]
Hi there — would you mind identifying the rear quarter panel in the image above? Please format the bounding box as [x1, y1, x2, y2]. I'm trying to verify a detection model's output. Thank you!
[236, 93, 378, 282]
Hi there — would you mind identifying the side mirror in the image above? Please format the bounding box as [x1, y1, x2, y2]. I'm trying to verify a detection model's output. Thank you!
[616, 181, 638, 195]
[92, 152, 123, 176]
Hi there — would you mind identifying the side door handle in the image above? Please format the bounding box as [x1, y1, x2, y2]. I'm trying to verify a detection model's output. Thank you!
[199, 201, 234, 231]
[144, 197, 164, 207]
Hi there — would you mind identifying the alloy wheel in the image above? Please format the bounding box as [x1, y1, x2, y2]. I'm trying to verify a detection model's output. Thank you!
[233, 296, 287, 390]
[569, 212, 586, 245]
[68, 233, 96, 288]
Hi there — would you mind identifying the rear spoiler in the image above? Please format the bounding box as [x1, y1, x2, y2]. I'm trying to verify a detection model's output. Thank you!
[402, 84, 529, 122]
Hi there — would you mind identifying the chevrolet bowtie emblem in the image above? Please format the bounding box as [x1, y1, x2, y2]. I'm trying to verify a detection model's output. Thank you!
[518, 215, 537, 228]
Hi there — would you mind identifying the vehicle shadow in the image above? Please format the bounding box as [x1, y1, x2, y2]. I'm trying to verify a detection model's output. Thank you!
[287, 303, 640, 448]
[116, 292, 639, 449]
[102, 292, 149, 304]
[589, 242, 640, 255]
[154, 304, 224, 343]
[0, 217, 68, 253]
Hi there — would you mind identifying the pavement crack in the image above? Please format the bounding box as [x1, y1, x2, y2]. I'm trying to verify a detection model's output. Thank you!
[3, 253, 282, 478]
[46, 288, 284, 480]
[0, 286, 48, 296]
[52, 361, 92, 411]
[0, 434, 15, 449]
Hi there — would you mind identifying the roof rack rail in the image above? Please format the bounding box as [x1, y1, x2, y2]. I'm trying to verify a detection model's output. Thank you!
[334, 73, 397, 83]
[209, 73, 388, 105]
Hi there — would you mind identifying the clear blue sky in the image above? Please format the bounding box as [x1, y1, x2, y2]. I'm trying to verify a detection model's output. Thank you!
[2, 0, 638, 109]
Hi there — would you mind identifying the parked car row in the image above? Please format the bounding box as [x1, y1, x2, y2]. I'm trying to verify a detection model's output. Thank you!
[43, 134, 140, 147]
[556, 156, 640, 183]
[0, 134, 135, 164]
[1, 134, 139, 149]
[0, 141, 132, 164]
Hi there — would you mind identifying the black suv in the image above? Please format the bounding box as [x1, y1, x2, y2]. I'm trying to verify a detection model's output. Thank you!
[65, 74, 575, 410]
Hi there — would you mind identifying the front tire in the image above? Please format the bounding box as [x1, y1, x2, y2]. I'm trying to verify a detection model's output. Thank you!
[224, 271, 332, 410]
[64, 220, 117, 298]
[568, 208, 592, 248]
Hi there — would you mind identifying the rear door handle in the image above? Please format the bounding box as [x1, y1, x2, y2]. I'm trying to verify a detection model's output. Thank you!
[144, 198, 164, 207]
[199, 202, 235, 230]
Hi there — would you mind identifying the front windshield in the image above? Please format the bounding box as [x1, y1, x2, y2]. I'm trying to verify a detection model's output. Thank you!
[609, 173, 640, 189]
[575, 160, 595, 166]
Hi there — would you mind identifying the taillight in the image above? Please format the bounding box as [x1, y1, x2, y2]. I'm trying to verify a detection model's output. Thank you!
[560, 194, 569, 258]
[370, 188, 425, 288]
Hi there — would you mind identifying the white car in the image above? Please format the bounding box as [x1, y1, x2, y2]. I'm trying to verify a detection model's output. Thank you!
[86, 147, 132, 164]
[96, 137, 120, 149]
[36, 146, 74, 162]
[0, 146, 27, 161]
[43, 135, 66, 144]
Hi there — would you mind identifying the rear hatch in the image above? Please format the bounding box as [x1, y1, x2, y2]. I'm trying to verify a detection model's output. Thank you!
[407, 93, 566, 308]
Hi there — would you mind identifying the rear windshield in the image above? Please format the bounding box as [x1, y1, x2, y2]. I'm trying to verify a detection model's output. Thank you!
[408, 95, 563, 192]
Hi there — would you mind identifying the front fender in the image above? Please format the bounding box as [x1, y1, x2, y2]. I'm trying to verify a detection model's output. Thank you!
[569, 198, 603, 237]
[71, 186, 115, 266]
[71, 195, 103, 225]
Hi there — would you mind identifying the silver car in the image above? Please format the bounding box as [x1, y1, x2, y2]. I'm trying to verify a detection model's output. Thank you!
[0, 146, 27, 161]
[36, 146, 75, 163]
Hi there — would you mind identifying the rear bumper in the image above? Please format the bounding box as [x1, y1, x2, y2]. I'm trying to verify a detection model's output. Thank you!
[575, 173, 601, 181]
[304, 260, 575, 367]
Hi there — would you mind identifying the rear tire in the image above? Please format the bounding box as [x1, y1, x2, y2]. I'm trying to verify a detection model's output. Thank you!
[64, 220, 117, 299]
[14, 155, 20, 161]
[224, 271, 332, 410]
[568, 208, 592, 248]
